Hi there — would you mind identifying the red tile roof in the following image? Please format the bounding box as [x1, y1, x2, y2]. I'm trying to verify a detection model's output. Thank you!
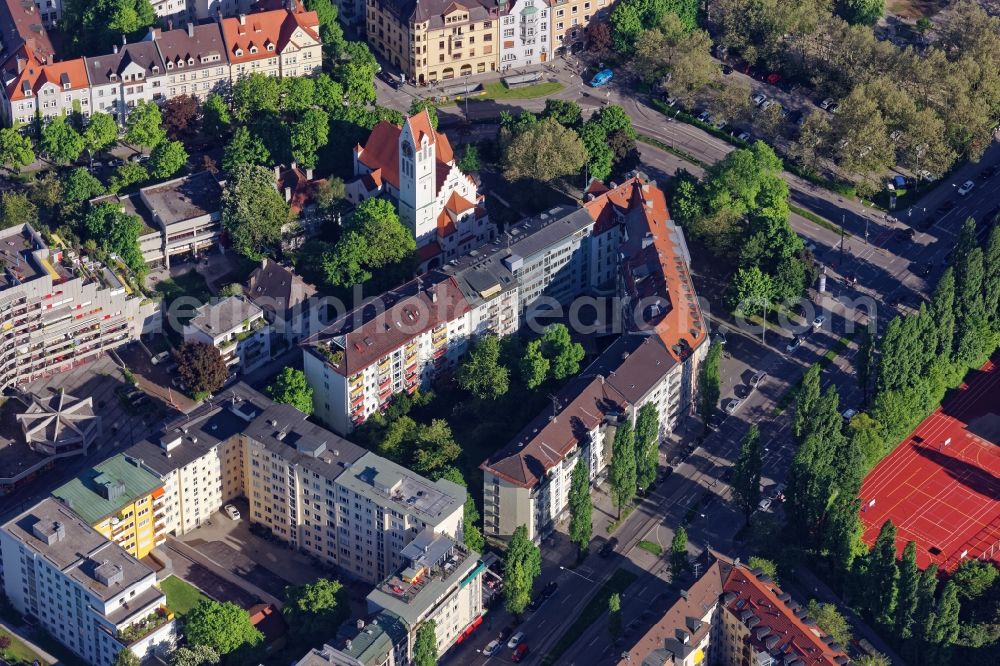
[221, 8, 319, 64]
[7, 56, 88, 102]
[356, 111, 462, 197]
[722, 566, 849, 666]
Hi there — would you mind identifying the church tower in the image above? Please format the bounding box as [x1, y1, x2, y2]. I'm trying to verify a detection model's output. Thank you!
[397, 110, 438, 244]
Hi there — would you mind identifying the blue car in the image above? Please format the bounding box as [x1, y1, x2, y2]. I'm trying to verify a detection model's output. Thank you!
[590, 68, 613, 87]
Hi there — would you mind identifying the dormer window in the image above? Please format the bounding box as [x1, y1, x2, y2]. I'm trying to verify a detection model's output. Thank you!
[166, 62, 173, 69]
[62, 82, 70, 90]
[152, 66, 159, 74]
[266, 43, 275, 52]
[249, 45, 258, 54]
[235, 48, 243, 57]
[187, 57, 194, 66]
[110, 73, 118, 81]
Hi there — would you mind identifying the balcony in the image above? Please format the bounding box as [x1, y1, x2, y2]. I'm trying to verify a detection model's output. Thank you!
[349, 372, 363, 387]
[116, 607, 174, 646]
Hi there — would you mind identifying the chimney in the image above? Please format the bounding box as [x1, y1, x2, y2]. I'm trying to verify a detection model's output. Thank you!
[239, 14, 246, 25]
[113, 44, 119, 54]
[305, 167, 313, 180]
[284, 186, 292, 203]
[168, 19, 173, 30]
[274, 165, 281, 180]
[122, 34, 127, 46]
[290, 161, 297, 171]
[147, 26, 158, 40]
[187, 22, 194, 38]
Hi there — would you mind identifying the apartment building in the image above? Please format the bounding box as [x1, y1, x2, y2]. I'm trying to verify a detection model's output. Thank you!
[498, 0, 550, 70]
[366, 0, 500, 85]
[618, 554, 851, 666]
[348, 110, 493, 267]
[147, 22, 231, 101]
[549, 0, 609, 54]
[297, 613, 408, 666]
[481, 175, 708, 541]
[222, 8, 322, 80]
[303, 275, 474, 434]
[185, 296, 272, 373]
[0, 224, 160, 393]
[52, 454, 166, 559]
[4, 56, 91, 125]
[126, 384, 465, 584]
[84, 42, 167, 123]
[0, 499, 177, 666]
[245, 258, 319, 345]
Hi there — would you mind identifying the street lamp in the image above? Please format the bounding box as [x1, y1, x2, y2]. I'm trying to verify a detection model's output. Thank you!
[559, 566, 595, 583]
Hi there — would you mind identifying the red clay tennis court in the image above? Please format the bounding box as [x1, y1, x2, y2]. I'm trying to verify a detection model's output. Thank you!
[858, 355, 1000, 573]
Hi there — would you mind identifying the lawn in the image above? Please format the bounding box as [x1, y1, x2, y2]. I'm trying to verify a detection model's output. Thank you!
[0, 627, 49, 666]
[160, 575, 210, 616]
[637, 540, 664, 556]
[482, 81, 563, 100]
[540, 568, 639, 665]
[154, 269, 212, 304]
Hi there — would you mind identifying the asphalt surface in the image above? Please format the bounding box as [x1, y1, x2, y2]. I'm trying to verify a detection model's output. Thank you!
[380, 61, 995, 666]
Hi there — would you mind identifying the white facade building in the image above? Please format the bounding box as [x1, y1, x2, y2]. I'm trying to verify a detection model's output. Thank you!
[499, 0, 550, 70]
[0, 499, 177, 666]
[184, 296, 272, 373]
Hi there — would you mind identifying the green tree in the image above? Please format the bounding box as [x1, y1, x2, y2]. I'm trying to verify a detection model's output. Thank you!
[223, 126, 271, 173]
[60, 0, 156, 56]
[894, 540, 920, 639]
[726, 265, 774, 316]
[40, 117, 85, 164]
[699, 340, 722, 421]
[747, 556, 778, 582]
[335, 41, 379, 106]
[124, 101, 166, 150]
[346, 197, 416, 268]
[267, 368, 314, 415]
[793, 365, 822, 441]
[113, 649, 141, 666]
[857, 324, 876, 406]
[413, 620, 438, 666]
[232, 74, 282, 123]
[63, 167, 105, 203]
[202, 93, 232, 138]
[109, 162, 148, 194]
[670, 526, 689, 579]
[926, 581, 961, 653]
[503, 525, 542, 616]
[281, 77, 316, 113]
[457, 144, 481, 174]
[84, 112, 119, 155]
[313, 177, 346, 213]
[290, 108, 330, 169]
[322, 230, 371, 287]
[409, 99, 440, 130]
[806, 600, 852, 646]
[635, 403, 660, 491]
[0, 192, 37, 230]
[732, 424, 762, 521]
[185, 600, 263, 656]
[950, 559, 998, 602]
[148, 140, 188, 180]
[169, 644, 220, 666]
[314, 73, 345, 111]
[838, 0, 884, 26]
[174, 341, 229, 396]
[503, 117, 587, 182]
[437, 468, 485, 554]
[580, 121, 615, 182]
[608, 592, 623, 641]
[222, 164, 290, 260]
[82, 202, 145, 273]
[519, 339, 550, 389]
[282, 578, 347, 644]
[610, 419, 637, 518]
[568, 459, 593, 557]
[864, 520, 900, 627]
[0, 126, 34, 172]
[854, 654, 891, 666]
[540, 323, 586, 380]
[542, 99, 583, 129]
[456, 334, 509, 400]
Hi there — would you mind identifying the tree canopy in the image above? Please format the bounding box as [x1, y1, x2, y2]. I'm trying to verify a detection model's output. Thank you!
[282, 578, 348, 646]
[503, 117, 587, 183]
[456, 334, 510, 400]
[504, 525, 542, 616]
[184, 600, 263, 656]
[174, 341, 229, 396]
[267, 368, 314, 415]
[222, 164, 290, 261]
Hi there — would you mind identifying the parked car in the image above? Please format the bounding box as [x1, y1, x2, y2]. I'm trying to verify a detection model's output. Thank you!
[758, 498, 773, 511]
[541, 581, 558, 600]
[895, 227, 916, 241]
[771, 483, 786, 499]
[599, 537, 619, 558]
[714, 328, 728, 345]
[819, 97, 835, 110]
[752, 93, 767, 106]
[828, 103, 840, 114]
[590, 69, 613, 87]
[812, 315, 826, 329]
[786, 337, 802, 353]
[224, 504, 241, 520]
[697, 111, 712, 123]
[483, 640, 502, 656]
[957, 180, 975, 196]
[749, 371, 767, 388]
[842, 408, 858, 421]
[737, 131, 752, 142]
[722, 64, 733, 75]
[512, 644, 530, 663]
[936, 200, 956, 214]
[151, 351, 170, 365]
[507, 632, 525, 650]
[725, 398, 742, 415]
[980, 165, 997, 180]
[760, 99, 777, 112]
[713, 117, 727, 130]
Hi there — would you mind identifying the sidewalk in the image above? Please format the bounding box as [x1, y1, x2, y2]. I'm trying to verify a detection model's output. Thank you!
[0, 619, 60, 665]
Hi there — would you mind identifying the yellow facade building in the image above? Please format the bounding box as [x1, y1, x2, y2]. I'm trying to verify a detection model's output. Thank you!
[366, 0, 501, 85]
[52, 454, 166, 559]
